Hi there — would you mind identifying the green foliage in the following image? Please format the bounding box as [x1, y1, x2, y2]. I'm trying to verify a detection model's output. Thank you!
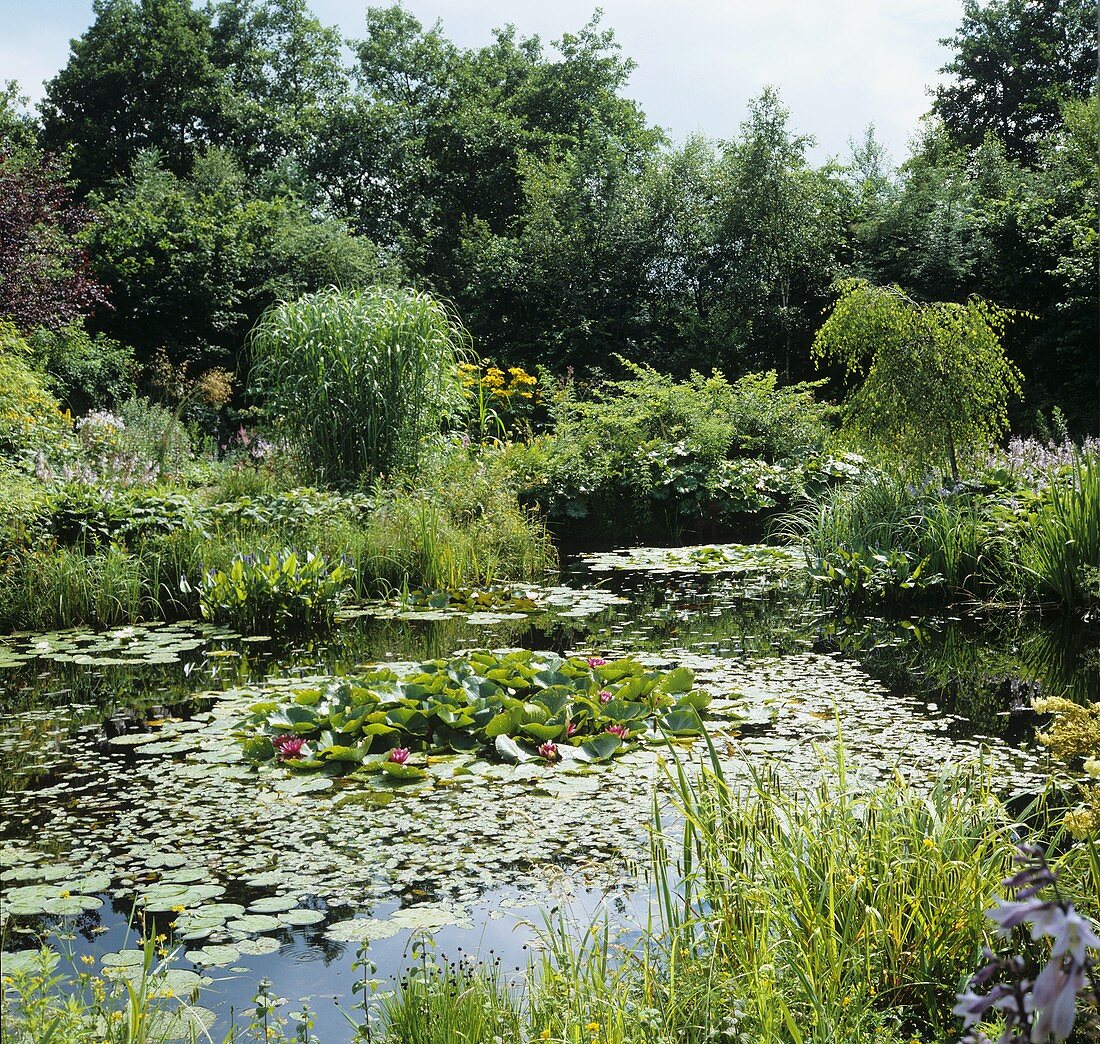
[250, 286, 469, 486]
[813, 280, 1023, 481]
[0, 322, 71, 463]
[88, 149, 382, 372]
[1018, 451, 1100, 611]
[237, 649, 707, 772]
[27, 323, 136, 415]
[188, 548, 352, 632]
[529, 362, 838, 538]
[933, 0, 1096, 162]
[810, 545, 943, 610]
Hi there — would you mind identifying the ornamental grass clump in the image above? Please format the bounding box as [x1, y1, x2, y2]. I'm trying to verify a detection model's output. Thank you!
[249, 286, 470, 487]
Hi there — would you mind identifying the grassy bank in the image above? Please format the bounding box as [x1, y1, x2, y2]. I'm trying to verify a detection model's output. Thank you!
[0, 445, 556, 631]
[801, 442, 1100, 616]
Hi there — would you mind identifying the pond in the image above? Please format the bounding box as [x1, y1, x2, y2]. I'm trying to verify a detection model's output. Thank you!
[1, 544, 1095, 1040]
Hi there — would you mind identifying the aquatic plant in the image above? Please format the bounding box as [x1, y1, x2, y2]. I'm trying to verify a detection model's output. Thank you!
[185, 549, 353, 633]
[237, 650, 710, 774]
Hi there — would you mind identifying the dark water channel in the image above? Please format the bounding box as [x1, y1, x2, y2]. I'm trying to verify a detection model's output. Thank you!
[1, 545, 1096, 1040]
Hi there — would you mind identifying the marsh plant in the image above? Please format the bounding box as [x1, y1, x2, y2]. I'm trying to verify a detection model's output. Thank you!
[186, 549, 353, 633]
[250, 287, 470, 487]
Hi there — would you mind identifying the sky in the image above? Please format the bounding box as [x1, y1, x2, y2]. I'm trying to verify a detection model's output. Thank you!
[2, 0, 965, 165]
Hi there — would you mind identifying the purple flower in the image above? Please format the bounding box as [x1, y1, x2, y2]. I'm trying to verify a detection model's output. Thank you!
[586, 657, 607, 668]
[388, 747, 411, 765]
[597, 690, 613, 705]
[605, 724, 629, 739]
[537, 742, 560, 763]
[1031, 959, 1086, 1041]
[273, 734, 305, 760]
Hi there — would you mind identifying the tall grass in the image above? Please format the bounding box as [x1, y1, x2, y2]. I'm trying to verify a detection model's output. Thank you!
[249, 287, 470, 487]
[1019, 451, 1100, 611]
[653, 736, 1019, 1041]
[371, 743, 1039, 1044]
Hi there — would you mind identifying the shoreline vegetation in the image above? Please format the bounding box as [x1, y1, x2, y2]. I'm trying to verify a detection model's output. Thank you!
[3, 0, 1098, 1037]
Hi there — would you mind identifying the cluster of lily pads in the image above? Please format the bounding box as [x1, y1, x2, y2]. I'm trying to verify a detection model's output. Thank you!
[582, 543, 803, 575]
[237, 650, 712, 777]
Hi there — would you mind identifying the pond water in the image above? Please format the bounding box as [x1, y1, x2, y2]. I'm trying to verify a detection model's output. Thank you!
[1, 544, 1096, 1040]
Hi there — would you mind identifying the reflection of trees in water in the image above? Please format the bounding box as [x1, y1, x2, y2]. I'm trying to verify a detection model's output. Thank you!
[836, 613, 1099, 734]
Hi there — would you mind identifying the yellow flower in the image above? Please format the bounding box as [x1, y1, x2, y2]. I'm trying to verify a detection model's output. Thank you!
[170, 904, 186, 914]
[81, 955, 96, 966]
[540, 1031, 551, 1042]
[585, 1022, 599, 1032]
[922, 837, 935, 848]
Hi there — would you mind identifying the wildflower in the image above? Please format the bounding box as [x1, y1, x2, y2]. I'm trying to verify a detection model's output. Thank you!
[273, 734, 305, 760]
[388, 747, 411, 765]
[605, 724, 629, 739]
[170, 904, 186, 914]
[81, 955, 96, 965]
[597, 690, 613, 704]
[585, 1023, 599, 1033]
[586, 657, 607, 668]
[540, 1031, 551, 1042]
[538, 742, 560, 763]
[922, 837, 935, 848]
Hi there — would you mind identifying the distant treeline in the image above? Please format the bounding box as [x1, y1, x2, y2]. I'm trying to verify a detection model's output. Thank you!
[2, 0, 1096, 430]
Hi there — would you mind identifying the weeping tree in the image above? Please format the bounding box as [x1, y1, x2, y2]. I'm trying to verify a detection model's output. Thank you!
[250, 286, 470, 486]
[812, 279, 1023, 482]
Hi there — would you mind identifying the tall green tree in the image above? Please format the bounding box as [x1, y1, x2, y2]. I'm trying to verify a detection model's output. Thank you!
[933, 0, 1097, 162]
[209, 0, 349, 181]
[718, 88, 850, 377]
[40, 0, 224, 192]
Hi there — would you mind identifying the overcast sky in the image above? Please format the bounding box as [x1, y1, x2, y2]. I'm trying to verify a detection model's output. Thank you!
[3, 0, 965, 165]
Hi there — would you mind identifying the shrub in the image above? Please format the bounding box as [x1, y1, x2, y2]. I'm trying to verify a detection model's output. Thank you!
[0, 320, 71, 465]
[27, 322, 136, 415]
[250, 286, 469, 487]
[529, 360, 837, 539]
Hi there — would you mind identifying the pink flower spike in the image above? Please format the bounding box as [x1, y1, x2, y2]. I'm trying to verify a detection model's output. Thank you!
[586, 657, 608, 668]
[273, 734, 305, 760]
[598, 690, 613, 704]
[605, 724, 629, 739]
[388, 747, 411, 765]
[537, 742, 560, 763]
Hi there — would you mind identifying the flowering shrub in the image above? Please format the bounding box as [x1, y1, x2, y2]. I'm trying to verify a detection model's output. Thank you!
[0, 323, 72, 465]
[186, 549, 352, 632]
[237, 650, 710, 775]
[457, 361, 539, 441]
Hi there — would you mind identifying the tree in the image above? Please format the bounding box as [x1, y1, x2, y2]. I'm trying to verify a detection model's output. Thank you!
[209, 0, 349, 180]
[812, 279, 1023, 481]
[933, 0, 1097, 162]
[87, 148, 382, 372]
[717, 88, 850, 377]
[40, 0, 224, 192]
[0, 148, 108, 331]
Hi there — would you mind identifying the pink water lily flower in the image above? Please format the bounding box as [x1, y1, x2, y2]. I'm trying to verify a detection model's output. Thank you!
[566, 721, 578, 737]
[597, 690, 613, 704]
[605, 724, 629, 739]
[538, 742, 560, 763]
[388, 747, 411, 765]
[586, 657, 608, 668]
[273, 734, 305, 760]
